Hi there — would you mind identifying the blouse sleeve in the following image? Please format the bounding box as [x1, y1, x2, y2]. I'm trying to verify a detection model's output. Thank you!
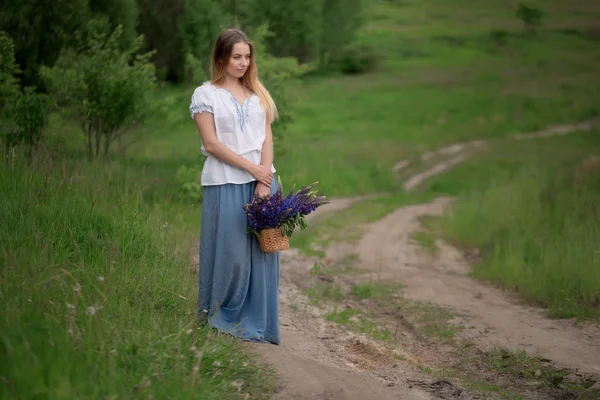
[189, 84, 214, 119]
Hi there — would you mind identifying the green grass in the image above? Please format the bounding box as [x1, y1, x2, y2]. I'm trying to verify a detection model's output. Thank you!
[485, 348, 599, 396]
[325, 307, 393, 342]
[326, 307, 360, 325]
[306, 282, 345, 305]
[352, 282, 398, 300]
[0, 157, 275, 399]
[427, 131, 600, 320]
[409, 230, 437, 254]
[408, 302, 459, 341]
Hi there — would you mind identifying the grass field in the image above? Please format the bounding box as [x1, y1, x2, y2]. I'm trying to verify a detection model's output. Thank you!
[427, 130, 600, 319]
[276, 0, 600, 196]
[3, 0, 600, 397]
[0, 157, 275, 399]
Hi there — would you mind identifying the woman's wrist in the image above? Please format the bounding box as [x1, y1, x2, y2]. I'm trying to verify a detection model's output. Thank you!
[245, 161, 257, 174]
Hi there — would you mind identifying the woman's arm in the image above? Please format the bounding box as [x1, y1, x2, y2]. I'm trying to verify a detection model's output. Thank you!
[194, 112, 273, 187]
[255, 118, 275, 197]
[260, 118, 274, 171]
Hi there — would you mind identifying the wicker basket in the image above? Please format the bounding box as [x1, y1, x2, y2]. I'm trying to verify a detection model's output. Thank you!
[257, 227, 289, 253]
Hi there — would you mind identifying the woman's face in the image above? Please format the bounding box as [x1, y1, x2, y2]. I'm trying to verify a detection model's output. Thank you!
[226, 42, 251, 79]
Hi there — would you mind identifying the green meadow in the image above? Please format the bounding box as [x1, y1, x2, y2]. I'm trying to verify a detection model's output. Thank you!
[2, 0, 600, 397]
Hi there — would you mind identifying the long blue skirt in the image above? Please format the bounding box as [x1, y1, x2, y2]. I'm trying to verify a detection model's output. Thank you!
[198, 179, 280, 345]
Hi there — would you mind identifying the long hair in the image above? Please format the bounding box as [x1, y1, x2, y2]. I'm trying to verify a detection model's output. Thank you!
[210, 29, 278, 123]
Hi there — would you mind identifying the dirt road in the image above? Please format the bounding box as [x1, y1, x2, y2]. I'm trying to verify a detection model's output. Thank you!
[245, 120, 600, 399]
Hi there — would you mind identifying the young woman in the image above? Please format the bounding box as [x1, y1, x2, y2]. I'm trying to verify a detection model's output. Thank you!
[189, 29, 281, 345]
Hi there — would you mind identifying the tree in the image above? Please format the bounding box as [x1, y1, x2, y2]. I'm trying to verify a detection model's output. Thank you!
[1, 32, 53, 161]
[237, 0, 323, 63]
[40, 20, 157, 160]
[319, 0, 364, 68]
[136, 0, 184, 82]
[137, 0, 224, 83]
[516, 2, 544, 31]
[251, 26, 308, 146]
[0, 32, 20, 113]
[179, 0, 225, 79]
[0, 0, 138, 89]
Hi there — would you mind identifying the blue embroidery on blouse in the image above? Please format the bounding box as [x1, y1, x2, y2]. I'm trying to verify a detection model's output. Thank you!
[206, 83, 254, 131]
[229, 95, 253, 131]
[230, 96, 245, 130]
[242, 99, 251, 129]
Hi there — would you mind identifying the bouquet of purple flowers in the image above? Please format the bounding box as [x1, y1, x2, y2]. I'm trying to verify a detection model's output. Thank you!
[242, 177, 328, 252]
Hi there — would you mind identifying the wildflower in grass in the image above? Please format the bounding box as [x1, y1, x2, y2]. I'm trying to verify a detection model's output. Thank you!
[186, 328, 193, 335]
[231, 379, 244, 390]
[87, 306, 96, 316]
[213, 360, 222, 367]
[96, 276, 105, 282]
[73, 283, 81, 292]
[140, 377, 151, 388]
[66, 303, 76, 310]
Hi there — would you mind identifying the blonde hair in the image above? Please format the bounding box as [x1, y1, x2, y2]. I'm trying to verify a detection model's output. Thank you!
[210, 29, 278, 123]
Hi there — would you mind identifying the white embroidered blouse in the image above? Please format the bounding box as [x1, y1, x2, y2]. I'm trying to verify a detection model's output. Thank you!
[189, 81, 276, 186]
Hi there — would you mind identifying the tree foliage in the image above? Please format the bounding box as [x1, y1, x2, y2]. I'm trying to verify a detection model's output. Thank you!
[232, 0, 365, 68]
[2, 0, 368, 165]
[40, 21, 157, 160]
[0, 0, 138, 89]
[251, 26, 308, 140]
[516, 2, 545, 31]
[319, 0, 365, 68]
[0, 32, 20, 112]
[179, 0, 225, 78]
[1, 32, 53, 160]
[237, 0, 323, 63]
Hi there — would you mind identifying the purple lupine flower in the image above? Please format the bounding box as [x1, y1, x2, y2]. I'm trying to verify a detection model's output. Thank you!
[242, 178, 328, 237]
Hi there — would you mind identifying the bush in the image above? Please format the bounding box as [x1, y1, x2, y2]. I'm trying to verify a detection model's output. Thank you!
[0, 32, 53, 159]
[175, 164, 203, 202]
[183, 53, 207, 89]
[8, 87, 53, 154]
[332, 43, 381, 75]
[40, 19, 156, 160]
[516, 2, 544, 31]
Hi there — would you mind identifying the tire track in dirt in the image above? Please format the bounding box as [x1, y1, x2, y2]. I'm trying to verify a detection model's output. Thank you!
[395, 118, 600, 191]
[251, 250, 445, 400]
[340, 197, 600, 376]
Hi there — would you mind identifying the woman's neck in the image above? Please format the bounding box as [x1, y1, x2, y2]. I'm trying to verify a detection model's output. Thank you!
[222, 75, 242, 89]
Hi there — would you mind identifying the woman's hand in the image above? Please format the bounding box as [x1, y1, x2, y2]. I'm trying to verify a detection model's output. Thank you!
[249, 164, 273, 187]
[255, 182, 271, 199]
